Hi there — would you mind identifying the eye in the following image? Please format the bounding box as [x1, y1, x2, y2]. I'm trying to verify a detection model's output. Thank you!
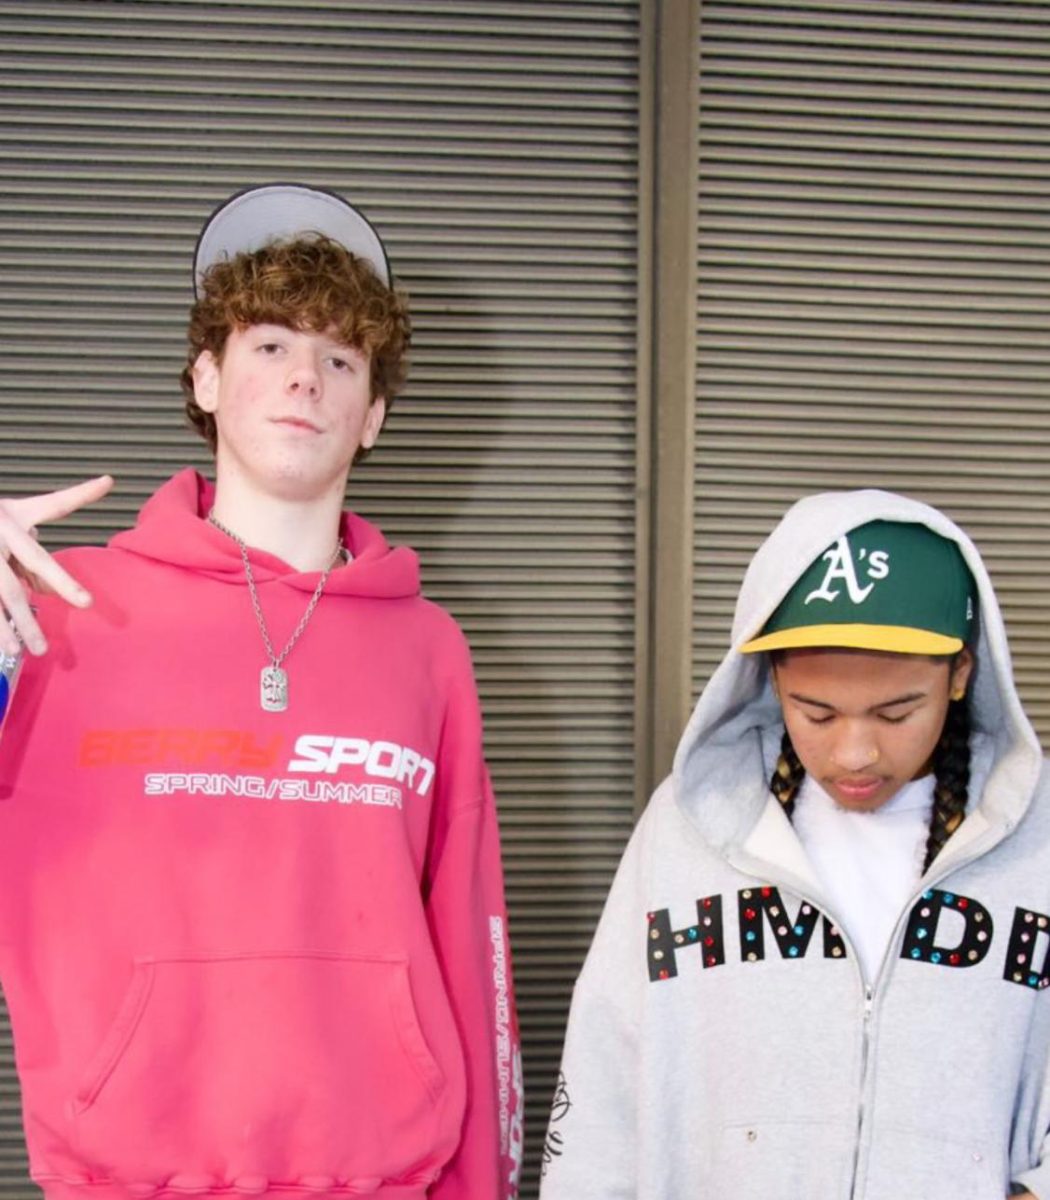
[878, 712, 912, 725]
[258, 341, 283, 355]
[328, 349, 364, 373]
[803, 712, 835, 726]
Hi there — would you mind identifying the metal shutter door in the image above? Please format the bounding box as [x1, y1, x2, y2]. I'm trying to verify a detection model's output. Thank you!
[0, 4, 643, 1196]
[694, 1, 1050, 743]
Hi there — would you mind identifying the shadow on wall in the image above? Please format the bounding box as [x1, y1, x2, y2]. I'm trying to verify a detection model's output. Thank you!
[349, 256, 585, 1198]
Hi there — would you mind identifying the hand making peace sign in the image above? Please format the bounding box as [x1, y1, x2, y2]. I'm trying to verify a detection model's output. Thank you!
[0, 475, 114, 657]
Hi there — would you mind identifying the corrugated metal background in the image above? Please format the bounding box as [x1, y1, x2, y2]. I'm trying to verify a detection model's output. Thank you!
[3, 1, 1050, 1196]
[694, 1, 1050, 742]
[0, 4, 643, 1197]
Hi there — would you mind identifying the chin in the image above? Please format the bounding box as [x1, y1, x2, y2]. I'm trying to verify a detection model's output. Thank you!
[216, 440, 353, 504]
[256, 458, 349, 501]
[835, 789, 896, 813]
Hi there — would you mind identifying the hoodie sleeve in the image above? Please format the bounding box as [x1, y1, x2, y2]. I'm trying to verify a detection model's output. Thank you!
[1010, 1095, 1050, 1199]
[1011, 1148, 1050, 1197]
[538, 803, 652, 1200]
[423, 633, 523, 1200]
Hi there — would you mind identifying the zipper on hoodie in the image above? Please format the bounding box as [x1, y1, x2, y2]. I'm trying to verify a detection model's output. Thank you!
[727, 862, 877, 1198]
[733, 813, 1012, 1199]
[848, 984, 875, 1200]
[843, 827, 1008, 1199]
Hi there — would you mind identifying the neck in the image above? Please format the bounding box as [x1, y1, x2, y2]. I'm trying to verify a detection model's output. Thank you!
[209, 478, 346, 572]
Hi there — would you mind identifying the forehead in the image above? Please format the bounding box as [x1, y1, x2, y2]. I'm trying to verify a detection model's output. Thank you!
[773, 647, 949, 694]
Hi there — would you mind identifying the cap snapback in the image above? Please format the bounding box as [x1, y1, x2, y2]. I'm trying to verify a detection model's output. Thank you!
[193, 183, 391, 296]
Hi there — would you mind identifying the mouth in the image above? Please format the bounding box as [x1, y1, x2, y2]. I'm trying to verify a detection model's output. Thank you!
[828, 775, 887, 804]
[271, 416, 322, 433]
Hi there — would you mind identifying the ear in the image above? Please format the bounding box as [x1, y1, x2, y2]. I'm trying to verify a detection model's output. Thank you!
[361, 396, 387, 450]
[949, 647, 975, 701]
[192, 350, 221, 414]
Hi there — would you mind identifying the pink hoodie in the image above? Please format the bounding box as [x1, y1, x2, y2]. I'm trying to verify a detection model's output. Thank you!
[0, 470, 523, 1200]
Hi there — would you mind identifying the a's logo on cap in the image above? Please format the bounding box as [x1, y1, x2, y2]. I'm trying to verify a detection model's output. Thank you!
[740, 518, 974, 656]
[804, 535, 890, 607]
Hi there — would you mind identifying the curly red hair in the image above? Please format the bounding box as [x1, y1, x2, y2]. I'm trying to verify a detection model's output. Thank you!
[181, 235, 410, 458]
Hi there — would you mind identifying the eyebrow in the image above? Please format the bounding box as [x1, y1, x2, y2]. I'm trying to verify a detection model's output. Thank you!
[788, 691, 928, 713]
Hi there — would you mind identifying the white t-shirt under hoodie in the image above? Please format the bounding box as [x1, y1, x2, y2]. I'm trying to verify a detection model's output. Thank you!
[793, 772, 936, 985]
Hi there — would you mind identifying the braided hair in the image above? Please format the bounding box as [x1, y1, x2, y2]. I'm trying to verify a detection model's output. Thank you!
[767, 676, 972, 872]
[922, 696, 971, 872]
[770, 729, 805, 821]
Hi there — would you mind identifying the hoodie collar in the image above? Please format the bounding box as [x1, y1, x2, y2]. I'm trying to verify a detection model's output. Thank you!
[109, 469, 421, 599]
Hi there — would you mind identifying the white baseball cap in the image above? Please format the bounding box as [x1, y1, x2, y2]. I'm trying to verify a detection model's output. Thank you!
[193, 182, 391, 296]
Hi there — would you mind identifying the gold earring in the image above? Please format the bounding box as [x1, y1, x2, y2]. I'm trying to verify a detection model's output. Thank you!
[950, 687, 966, 702]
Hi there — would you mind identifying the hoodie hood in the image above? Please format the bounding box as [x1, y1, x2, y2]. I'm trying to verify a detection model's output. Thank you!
[672, 489, 1043, 866]
[108, 468, 420, 598]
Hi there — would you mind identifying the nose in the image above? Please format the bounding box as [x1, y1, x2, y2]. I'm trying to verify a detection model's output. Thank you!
[285, 350, 321, 399]
[829, 723, 880, 772]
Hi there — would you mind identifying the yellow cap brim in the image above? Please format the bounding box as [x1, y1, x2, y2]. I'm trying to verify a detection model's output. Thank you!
[739, 623, 964, 656]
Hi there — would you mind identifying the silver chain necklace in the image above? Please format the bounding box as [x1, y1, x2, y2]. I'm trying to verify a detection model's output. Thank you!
[207, 512, 344, 713]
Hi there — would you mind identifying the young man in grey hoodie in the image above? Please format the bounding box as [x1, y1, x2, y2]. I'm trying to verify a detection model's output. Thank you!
[542, 490, 1048, 1200]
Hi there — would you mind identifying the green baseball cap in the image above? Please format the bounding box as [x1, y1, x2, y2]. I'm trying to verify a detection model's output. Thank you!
[740, 520, 976, 655]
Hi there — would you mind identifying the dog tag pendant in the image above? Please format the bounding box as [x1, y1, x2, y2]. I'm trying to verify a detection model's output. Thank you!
[260, 665, 289, 712]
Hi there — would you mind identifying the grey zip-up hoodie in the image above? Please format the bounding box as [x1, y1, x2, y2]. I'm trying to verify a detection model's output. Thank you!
[539, 490, 1050, 1200]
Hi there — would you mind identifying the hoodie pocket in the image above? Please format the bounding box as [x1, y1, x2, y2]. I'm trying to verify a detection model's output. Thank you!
[70, 953, 448, 1183]
[712, 1118, 851, 1198]
[861, 1127, 1005, 1200]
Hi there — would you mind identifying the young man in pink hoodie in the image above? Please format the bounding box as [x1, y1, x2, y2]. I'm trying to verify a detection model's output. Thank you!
[0, 184, 523, 1200]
